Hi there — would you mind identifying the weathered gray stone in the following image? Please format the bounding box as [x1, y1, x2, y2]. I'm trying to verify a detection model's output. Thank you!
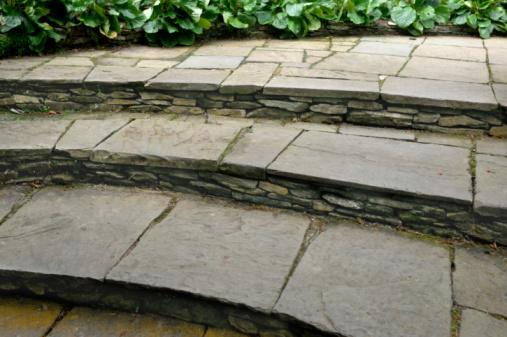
[0, 59, 44, 70]
[274, 225, 452, 337]
[21, 66, 92, 84]
[309, 104, 346, 115]
[493, 83, 507, 108]
[279, 67, 378, 82]
[190, 181, 231, 197]
[268, 132, 473, 204]
[0, 188, 169, 281]
[387, 106, 419, 115]
[85, 66, 163, 86]
[266, 40, 329, 50]
[12, 95, 41, 104]
[176, 56, 243, 69]
[247, 108, 296, 119]
[460, 309, 507, 337]
[46, 57, 94, 67]
[247, 48, 304, 63]
[347, 100, 383, 110]
[220, 63, 278, 95]
[139, 92, 174, 100]
[221, 126, 301, 179]
[227, 101, 262, 109]
[339, 124, 415, 140]
[322, 194, 364, 210]
[258, 100, 309, 112]
[207, 109, 246, 118]
[107, 200, 309, 313]
[453, 246, 507, 317]
[400, 57, 489, 83]
[165, 106, 205, 115]
[424, 36, 484, 48]
[228, 316, 259, 334]
[0, 120, 71, 157]
[466, 112, 503, 126]
[362, 213, 403, 227]
[147, 69, 231, 91]
[313, 200, 334, 211]
[381, 77, 498, 111]
[316, 52, 407, 75]
[347, 110, 413, 128]
[0, 97, 15, 105]
[194, 45, 253, 57]
[365, 203, 394, 215]
[259, 181, 288, 195]
[412, 44, 486, 62]
[206, 93, 234, 101]
[300, 112, 343, 124]
[72, 96, 103, 104]
[491, 64, 507, 83]
[284, 122, 338, 133]
[0, 188, 26, 220]
[264, 77, 379, 100]
[474, 154, 507, 218]
[414, 113, 440, 124]
[92, 119, 241, 171]
[476, 139, 507, 157]
[96, 57, 139, 67]
[233, 192, 292, 208]
[351, 41, 415, 57]
[438, 115, 488, 128]
[197, 98, 224, 108]
[48, 307, 206, 337]
[110, 46, 194, 59]
[490, 125, 507, 137]
[136, 60, 178, 68]
[415, 124, 486, 136]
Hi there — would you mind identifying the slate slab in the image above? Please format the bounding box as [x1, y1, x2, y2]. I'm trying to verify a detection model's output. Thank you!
[0, 188, 169, 281]
[474, 154, 507, 218]
[0, 69, 28, 81]
[47, 307, 205, 337]
[484, 37, 507, 49]
[264, 76, 379, 99]
[360, 36, 423, 45]
[268, 132, 472, 204]
[381, 77, 498, 111]
[413, 44, 486, 62]
[417, 133, 473, 148]
[176, 56, 244, 69]
[109, 46, 194, 59]
[107, 200, 309, 313]
[0, 59, 44, 70]
[0, 296, 62, 337]
[136, 60, 178, 68]
[220, 125, 302, 179]
[476, 139, 507, 157]
[45, 57, 94, 67]
[0, 188, 26, 220]
[146, 69, 231, 91]
[85, 66, 163, 86]
[55, 119, 129, 158]
[453, 246, 507, 317]
[95, 57, 138, 66]
[400, 57, 489, 83]
[265, 40, 330, 50]
[459, 309, 507, 337]
[491, 64, 507, 83]
[338, 123, 415, 140]
[246, 48, 304, 63]
[21, 66, 92, 84]
[493, 83, 507, 108]
[424, 36, 484, 48]
[351, 41, 415, 57]
[274, 224, 452, 337]
[0, 120, 71, 157]
[279, 67, 378, 81]
[220, 63, 278, 94]
[193, 45, 253, 57]
[315, 52, 407, 75]
[91, 119, 241, 171]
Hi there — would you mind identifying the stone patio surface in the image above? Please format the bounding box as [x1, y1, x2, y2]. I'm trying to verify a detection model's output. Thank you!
[1, 36, 507, 110]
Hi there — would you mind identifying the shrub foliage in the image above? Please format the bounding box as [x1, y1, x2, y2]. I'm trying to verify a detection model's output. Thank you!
[0, 0, 506, 52]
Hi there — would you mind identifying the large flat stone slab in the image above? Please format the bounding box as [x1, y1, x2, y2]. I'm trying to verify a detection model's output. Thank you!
[338, 124, 415, 141]
[221, 125, 301, 179]
[0, 295, 62, 337]
[193, 45, 253, 57]
[351, 41, 415, 57]
[91, 119, 241, 171]
[279, 67, 378, 81]
[424, 36, 484, 48]
[453, 246, 507, 317]
[107, 200, 309, 313]
[246, 48, 304, 63]
[400, 57, 489, 83]
[265, 39, 329, 50]
[0, 120, 71, 157]
[412, 44, 486, 62]
[491, 64, 507, 83]
[55, 119, 129, 158]
[85, 66, 163, 85]
[47, 307, 205, 337]
[493, 83, 507, 108]
[474, 154, 507, 218]
[417, 133, 473, 148]
[146, 69, 231, 91]
[382, 77, 497, 111]
[176, 56, 243, 69]
[0, 59, 45, 70]
[264, 76, 379, 99]
[45, 57, 94, 67]
[0, 188, 26, 220]
[109, 46, 194, 59]
[21, 66, 92, 84]
[268, 132, 472, 204]
[459, 309, 507, 337]
[0, 69, 29, 81]
[315, 52, 407, 75]
[476, 139, 507, 157]
[0, 188, 169, 281]
[220, 63, 278, 94]
[274, 224, 452, 337]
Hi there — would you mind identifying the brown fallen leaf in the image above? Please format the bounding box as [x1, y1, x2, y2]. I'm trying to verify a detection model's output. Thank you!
[490, 242, 498, 250]
[31, 183, 41, 188]
[48, 111, 57, 115]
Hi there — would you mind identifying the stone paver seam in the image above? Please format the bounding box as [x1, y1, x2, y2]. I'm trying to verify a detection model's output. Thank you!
[484, 41, 495, 86]
[217, 126, 251, 167]
[309, 50, 336, 69]
[264, 128, 304, 172]
[40, 305, 69, 337]
[90, 118, 135, 150]
[0, 187, 41, 228]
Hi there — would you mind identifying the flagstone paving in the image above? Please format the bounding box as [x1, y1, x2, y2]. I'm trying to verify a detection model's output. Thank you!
[0, 187, 26, 220]
[459, 309, 507, 337]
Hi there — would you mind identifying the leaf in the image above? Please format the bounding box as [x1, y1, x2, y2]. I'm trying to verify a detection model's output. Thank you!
[287, 17, 304, 37]
[452, 12, 469, 25]
[433, 6, 450, 24]
[3, 11, 24, 28]
[286, 3, 304, 17]
[348, 11, 365, 25]
[273, 12, 288, 29]
[467, 13, 477, 29]
[46, 28, 61, 41]
[197, 17, 211, 29]
[304, 12, 321, 31]
[228, 16, 249, 28]
[407, 21, 424, 35]
[418, 6, 435, 22]
[484, 7, 505, 21]
[79, 11, 104, 28]
[28, 29, 45, 46]
[160, 31, 178, 47]
[143, 18, 163, 33]
[479, 24, 494, 39]
[177, 29, 195, 45]
[354, 0, 370, 11]
[421, 19, 435, 29]
[255, 10, 274, 25]
[391, 6, 417, 28]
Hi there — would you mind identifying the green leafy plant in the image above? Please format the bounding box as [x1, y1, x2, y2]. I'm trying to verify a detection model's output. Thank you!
[390, 0, 451, 36]
[214, 0, 261, 29]
[142, 0, 215, 47]
[0, 0, 63, 52]
[450, 0, 507, 38]
[345, 0, 392, 25]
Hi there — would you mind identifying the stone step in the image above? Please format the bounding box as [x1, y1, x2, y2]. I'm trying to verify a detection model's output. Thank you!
[0, 186, 505, 337]
[0, 118, 506, 244]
